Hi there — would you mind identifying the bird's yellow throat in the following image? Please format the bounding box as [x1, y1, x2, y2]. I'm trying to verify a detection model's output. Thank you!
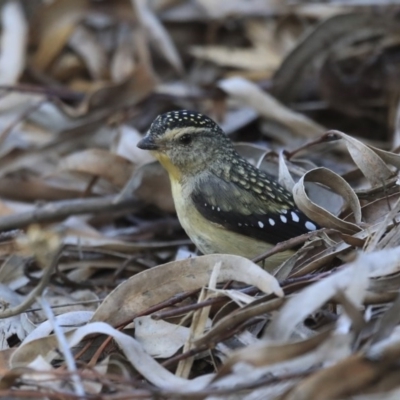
[152, 151, 182, 182]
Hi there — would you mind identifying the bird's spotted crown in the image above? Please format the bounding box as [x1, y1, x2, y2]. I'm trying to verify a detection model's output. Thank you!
[149, 110, 224, 137]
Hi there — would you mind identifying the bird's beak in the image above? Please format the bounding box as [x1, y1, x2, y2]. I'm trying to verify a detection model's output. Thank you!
[137, 135, 159, 150]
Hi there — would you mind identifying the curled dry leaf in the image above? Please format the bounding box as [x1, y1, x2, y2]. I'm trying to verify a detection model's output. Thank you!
[11, 322, 213, 392]
[293, 167, 362, 235]
[92, 254, 283, 327]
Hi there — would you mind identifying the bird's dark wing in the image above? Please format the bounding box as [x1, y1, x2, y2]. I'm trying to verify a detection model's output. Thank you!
[191, 173, 317, 245]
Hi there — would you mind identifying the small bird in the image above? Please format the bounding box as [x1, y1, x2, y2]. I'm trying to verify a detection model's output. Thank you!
[137, 110, 318, 269]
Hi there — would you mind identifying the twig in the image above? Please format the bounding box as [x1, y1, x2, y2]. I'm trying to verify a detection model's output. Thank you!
[25, 299, 104, 313]
[0, 195, 141, 231]
[88, 333, 116, 368]
[192, 297, 285, 348]
[161, 317, 263, 368]
[131, 289, 200, 319]
[0, 84, 84, 101]
[111, 289, 201, 330]
[151, 286, 258, 320]
[284, 132, 339, 159]
[251, 228, 334, 264]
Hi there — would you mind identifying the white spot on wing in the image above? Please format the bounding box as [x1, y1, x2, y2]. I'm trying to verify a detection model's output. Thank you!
[258, 221, 264, 228]
[305, 221, 317, 231]
[291, 212, 299, 222]
[280, 215, 287, 223]
[269, 218, 275, 226]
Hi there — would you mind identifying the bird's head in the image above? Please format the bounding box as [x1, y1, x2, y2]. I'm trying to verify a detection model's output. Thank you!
[137, 110, 234, 180]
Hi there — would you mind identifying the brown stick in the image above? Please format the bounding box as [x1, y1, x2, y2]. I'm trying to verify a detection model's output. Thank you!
[251, 228, 334, 264]
[0, 195, 141, 231]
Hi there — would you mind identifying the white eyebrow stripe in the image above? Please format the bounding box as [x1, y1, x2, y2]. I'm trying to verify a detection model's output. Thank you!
[162, 126, 207, 141]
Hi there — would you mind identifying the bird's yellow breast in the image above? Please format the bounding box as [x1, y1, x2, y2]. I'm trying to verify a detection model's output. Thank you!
[168, 174, 292, 271]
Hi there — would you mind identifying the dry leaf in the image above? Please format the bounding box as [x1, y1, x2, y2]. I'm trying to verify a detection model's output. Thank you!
[133, 0, 183, 74]
[293, 167, 362, 234]
[135, 316, 190, 358]
[31, 0, 89, 71]
[92, 254, 282, 327]
[59, 149, 134, 188]
[219, 77, 325, 138]
[0, 1, 27, 85]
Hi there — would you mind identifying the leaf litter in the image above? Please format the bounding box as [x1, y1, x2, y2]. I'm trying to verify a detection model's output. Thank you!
[0, 1, 400, 399]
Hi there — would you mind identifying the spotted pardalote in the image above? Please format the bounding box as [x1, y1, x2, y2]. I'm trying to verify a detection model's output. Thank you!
[137, 110, 318, 269]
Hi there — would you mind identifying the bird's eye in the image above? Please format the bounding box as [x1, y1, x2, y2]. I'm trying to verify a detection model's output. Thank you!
[179, 134, 192, 145]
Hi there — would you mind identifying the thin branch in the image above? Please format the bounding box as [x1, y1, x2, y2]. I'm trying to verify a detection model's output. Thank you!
[151, 286, 258, 320]
[0, 195, 141, 231]
[0, 83, 84, 101]
[25, 298, 104, 313]
[251, 228, 335, 264]
[161, 317, 263, 368]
